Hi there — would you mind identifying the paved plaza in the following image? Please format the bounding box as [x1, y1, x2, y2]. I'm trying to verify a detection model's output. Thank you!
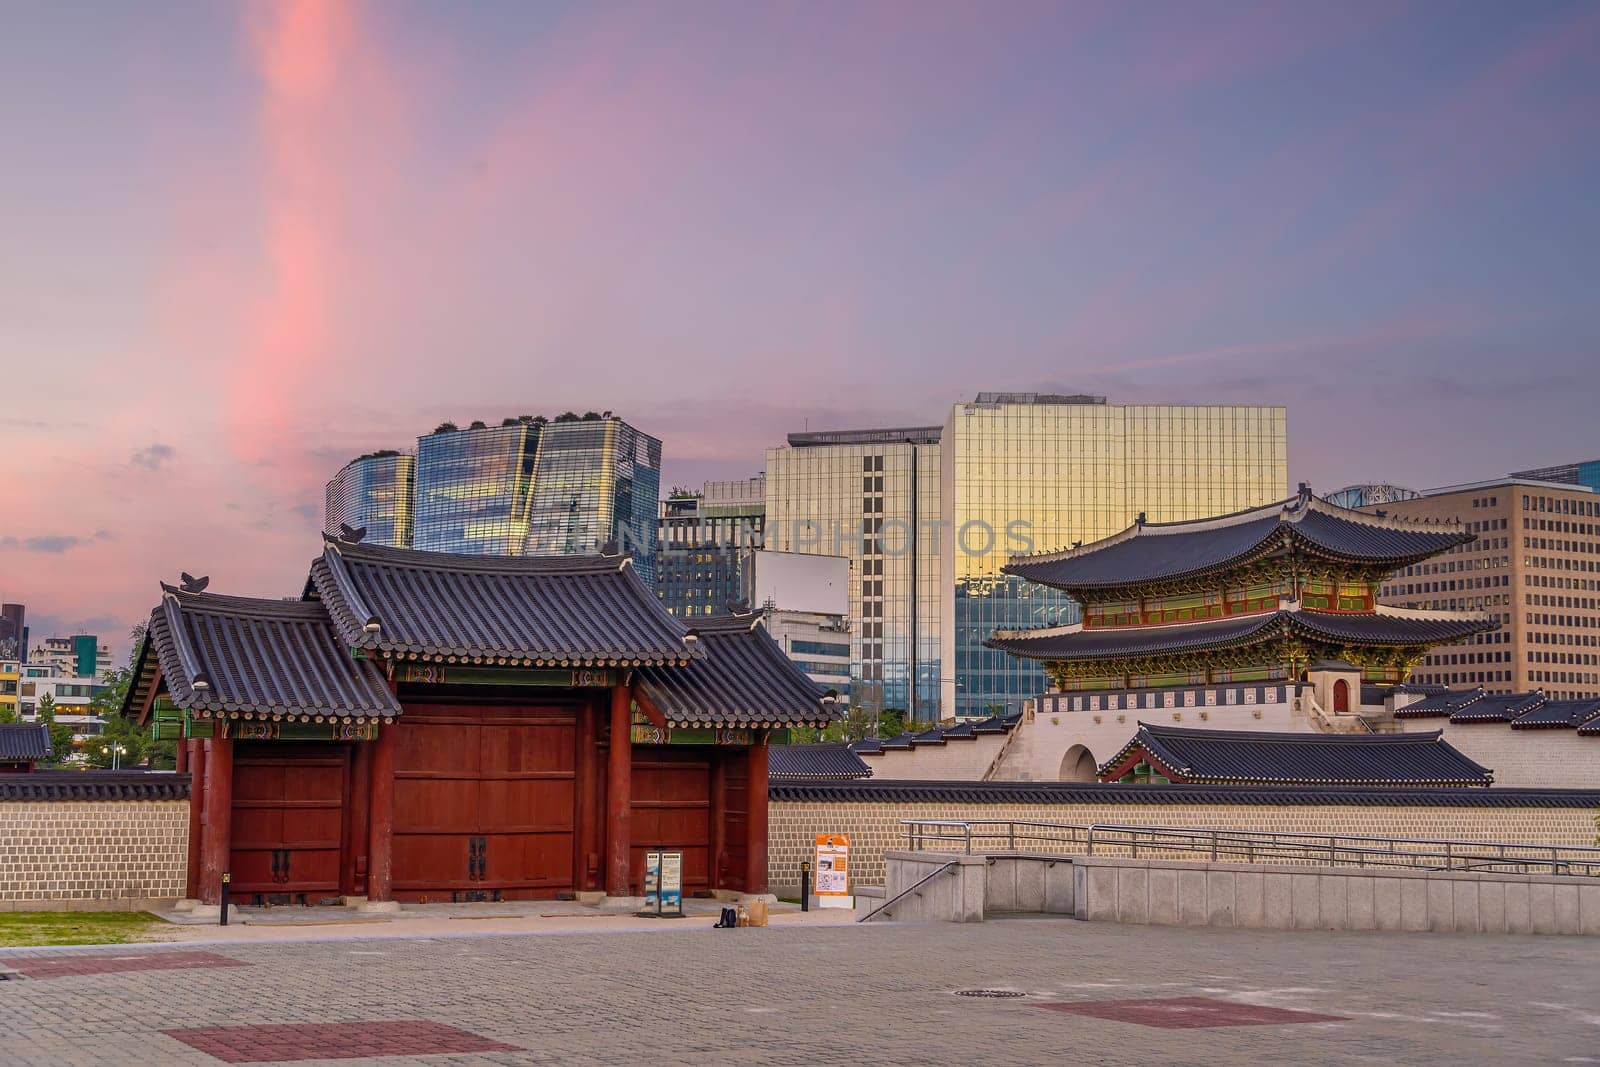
[2, 919, 1597, 1065]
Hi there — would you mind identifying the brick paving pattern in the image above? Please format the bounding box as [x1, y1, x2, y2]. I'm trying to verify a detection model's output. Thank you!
[3, 950, 246, 979]
[1038, 995, 1345, 1028]
[162, 1021, 519, 1062]
[1, 920, 1597, 1064]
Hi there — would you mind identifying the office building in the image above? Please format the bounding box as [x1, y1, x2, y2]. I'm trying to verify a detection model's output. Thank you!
[768, 396, 1287, 720]
[0, 603, 24, 661]
[656, 477, 766, 618]
[0, 659, 17, 719]
[325, 450, 416, 548]
[748, 551, 852, 701]
[1369, 476, 1600, 699]
[766, 426, 943, 716]
[332, 412, 662, 583]
[1323, 483, 1420, 510]
[1511, 460, 1600, 493]
[28, 635, 110, 681]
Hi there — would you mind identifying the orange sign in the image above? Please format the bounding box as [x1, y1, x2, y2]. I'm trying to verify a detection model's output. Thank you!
[814, 833, 851, 907]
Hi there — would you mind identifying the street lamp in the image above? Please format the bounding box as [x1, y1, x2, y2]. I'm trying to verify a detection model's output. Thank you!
[109, 742, 126, 770]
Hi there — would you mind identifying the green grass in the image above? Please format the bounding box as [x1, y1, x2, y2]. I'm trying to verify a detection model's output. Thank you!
[0, 911, 163, 947]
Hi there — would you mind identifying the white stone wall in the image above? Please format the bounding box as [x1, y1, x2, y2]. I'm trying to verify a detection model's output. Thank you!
[1433, 722, 1600, 788]
[862, 734, 1008, 780]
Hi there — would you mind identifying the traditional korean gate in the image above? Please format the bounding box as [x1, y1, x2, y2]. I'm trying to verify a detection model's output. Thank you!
[229, 742, 349, 902]
[630, 748, 712, 894]
[391, 703, 577, 901]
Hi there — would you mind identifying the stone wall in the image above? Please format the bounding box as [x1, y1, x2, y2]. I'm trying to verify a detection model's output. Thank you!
[767, 788, 1600, 890]
[860, 733, 1008, 779]
[0, 800, 188, 911]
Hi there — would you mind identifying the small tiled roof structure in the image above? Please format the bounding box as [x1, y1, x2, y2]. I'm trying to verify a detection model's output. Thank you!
[1448, 691, 1546, 724]
[1510, 699, 1600, 730]
[768, 743, 873, 781]
[634, 614, 835, 729]
[1003, 490, 1473, 595]
[850, 713, 1024, 757]
[768, 779, 1600, 808]
[134, 586, 401, 721]
[309, 536, 691, 667]
[0, 722, 53, 763]
[0, 771, 190, 801]
[988, 606, 1492, 662]
[1098, 722, 1493, 788]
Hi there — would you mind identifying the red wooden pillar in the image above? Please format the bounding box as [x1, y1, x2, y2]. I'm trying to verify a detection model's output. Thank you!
[574, 693, 600, 892]
[744, 735, 769, 894]
[199, 734, 233, 905]
[367, 721, 396, 902]
[605, 682, 632, 896]
[345, 739, 372, 897]
[185, 739, 205, 900]
[175, 737, 188, 774]
[709, 751, 727, 891]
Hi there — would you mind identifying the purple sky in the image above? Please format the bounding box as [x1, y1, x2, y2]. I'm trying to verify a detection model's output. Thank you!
[3, 0, 1597, 662]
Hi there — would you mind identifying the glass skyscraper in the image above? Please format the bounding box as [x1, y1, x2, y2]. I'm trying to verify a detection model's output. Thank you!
[325, 451, 417, 548]
[941, 395, 1287, 717]
[656, 477, 766, 618]
[767, 396, 1288, 721]
[413, 421, 540, 555]
[328, 414, 662, 581]
[525, 416, 663, 585]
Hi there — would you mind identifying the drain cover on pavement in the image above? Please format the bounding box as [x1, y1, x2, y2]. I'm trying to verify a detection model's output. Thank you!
[954, 989, 1027, 999]
[1037, 996, 1344, 1029]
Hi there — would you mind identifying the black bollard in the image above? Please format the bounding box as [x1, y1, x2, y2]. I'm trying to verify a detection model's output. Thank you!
[220, 872, 230, 926]
[800, 860, 811, 912]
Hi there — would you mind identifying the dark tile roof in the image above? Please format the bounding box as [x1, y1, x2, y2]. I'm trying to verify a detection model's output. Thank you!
[767, 779, 1600, 808]
[849, 737, 883, 754]
[875, 732, 918, 751]
[633, 615, 834, 728]
[0, 722, 52, 761]
[1448, 692, 1545, 723]
[1511, 699, 1600, 730]
[988, 608, 1492, 662]
[0, 771, 190, 801]
[310, 537, 691, 666]
[1393, 687, 1489, 719]
[138, 587, 400, 720]
[1102, 722, 1492, 788]
[1581, 715, 1600, 736]
[769, 743, 873, 780]
[1003, 492, 1472, 593]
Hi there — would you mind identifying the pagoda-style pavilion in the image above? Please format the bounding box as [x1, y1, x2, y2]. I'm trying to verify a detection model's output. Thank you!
[122, 535, 833, 907]
[987, 487, 1494, 692]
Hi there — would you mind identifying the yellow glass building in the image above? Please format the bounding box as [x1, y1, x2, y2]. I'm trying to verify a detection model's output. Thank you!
[942, 396, 1287, 717]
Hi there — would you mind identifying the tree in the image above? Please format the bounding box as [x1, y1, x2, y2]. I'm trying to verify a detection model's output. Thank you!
[36, 694, 74, 764]
[431, 421, 458, 434]
[668, 486, 700, 500]
[0, 701, 16, 724]
[554, 411, 580, 423]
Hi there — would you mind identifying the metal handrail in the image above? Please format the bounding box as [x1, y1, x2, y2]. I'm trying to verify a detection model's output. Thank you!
[856, 860, 959, 923]
[897, 819, 1600, 877]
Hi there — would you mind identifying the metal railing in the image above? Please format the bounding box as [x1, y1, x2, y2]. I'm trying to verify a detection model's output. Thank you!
[900, 819, 1600, 877]
[856, 859, 959, 923]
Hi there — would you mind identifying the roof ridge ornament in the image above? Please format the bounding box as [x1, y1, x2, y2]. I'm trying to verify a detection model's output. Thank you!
[179, 572, 209, 594]
[338, 522, 367, 544]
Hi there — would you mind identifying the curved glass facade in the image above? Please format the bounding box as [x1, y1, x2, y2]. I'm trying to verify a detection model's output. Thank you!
[413, 424, 539, 555]
[324, 452, 416, 548]
[526, 419, 662, 584]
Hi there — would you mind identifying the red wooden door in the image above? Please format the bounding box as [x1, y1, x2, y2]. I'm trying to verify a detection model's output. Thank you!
[392, 703, 577, 901]
[630, 748, 711, 894]
[230, 742, 348, 899]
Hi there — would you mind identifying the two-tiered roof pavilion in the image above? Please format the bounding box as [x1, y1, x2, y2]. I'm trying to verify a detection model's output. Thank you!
[988, 488, 1494, 692]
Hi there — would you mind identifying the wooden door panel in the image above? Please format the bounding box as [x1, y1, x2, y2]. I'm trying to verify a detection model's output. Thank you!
[229, 746, 348, 897]
[392, 704, 579, 899]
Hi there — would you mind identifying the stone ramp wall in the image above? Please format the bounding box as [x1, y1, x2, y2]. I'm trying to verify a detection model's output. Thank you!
[767, 782, 1600, 892]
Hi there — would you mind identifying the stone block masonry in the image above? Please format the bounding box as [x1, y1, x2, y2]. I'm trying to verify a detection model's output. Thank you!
[0, 800, 189, 911]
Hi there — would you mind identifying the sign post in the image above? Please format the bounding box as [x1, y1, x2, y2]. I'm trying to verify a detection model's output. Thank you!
[640, 850, 684, 918]
[813, 834, 852, 909]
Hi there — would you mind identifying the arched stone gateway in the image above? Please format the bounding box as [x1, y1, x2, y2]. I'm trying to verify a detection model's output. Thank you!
[1058, 744, 1097, 782]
